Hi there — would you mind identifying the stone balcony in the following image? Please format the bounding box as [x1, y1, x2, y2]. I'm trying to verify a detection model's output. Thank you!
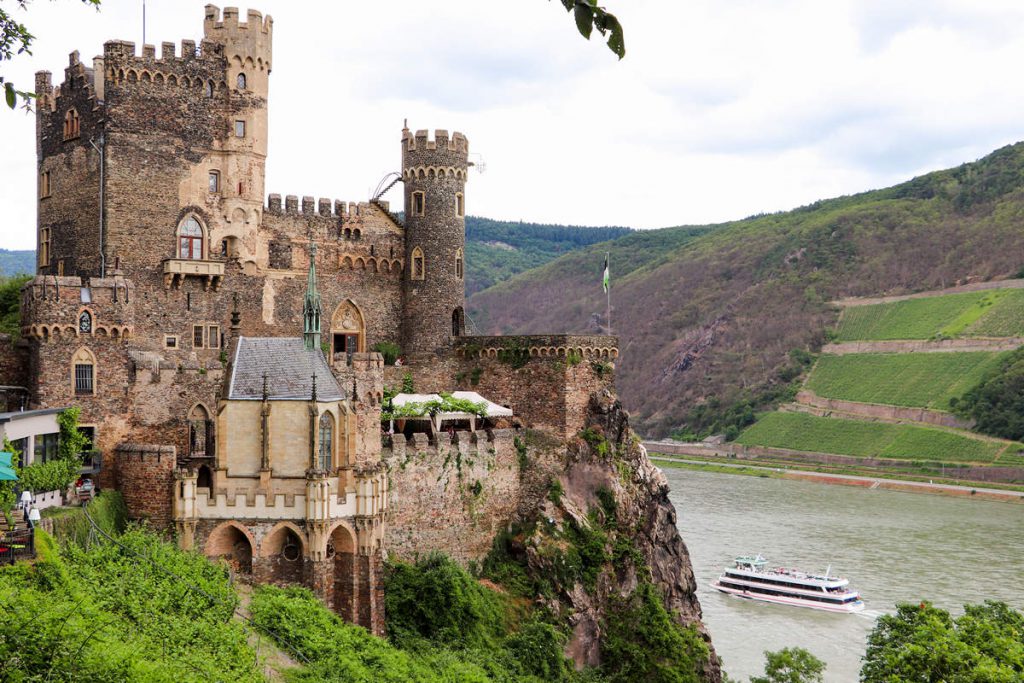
[162, 258, 225, 290]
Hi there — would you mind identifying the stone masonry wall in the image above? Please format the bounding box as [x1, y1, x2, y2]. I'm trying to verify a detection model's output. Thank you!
[384, 428, 521, 563]
[115, 443, 176, 528]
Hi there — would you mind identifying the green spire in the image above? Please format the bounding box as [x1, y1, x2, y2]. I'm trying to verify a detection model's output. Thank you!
[303, 242, 322, 351]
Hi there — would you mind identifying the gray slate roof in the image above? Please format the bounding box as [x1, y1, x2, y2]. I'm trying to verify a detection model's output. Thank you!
[228, 337, 344, 401]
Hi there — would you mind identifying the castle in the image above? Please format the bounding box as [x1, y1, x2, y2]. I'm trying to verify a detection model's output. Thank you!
[14, 5, 619, 635]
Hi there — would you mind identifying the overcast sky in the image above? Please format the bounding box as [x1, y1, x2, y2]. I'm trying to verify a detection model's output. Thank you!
[3, 0, 1024, 250]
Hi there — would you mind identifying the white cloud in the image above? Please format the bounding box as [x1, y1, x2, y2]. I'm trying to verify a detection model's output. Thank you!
[2, 0, 1023, 248]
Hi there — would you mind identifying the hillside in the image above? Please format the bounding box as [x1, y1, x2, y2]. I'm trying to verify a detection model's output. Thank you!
[0, 249, 34, 277]
[464, 216, 631, 295]
[467, 142, 1024, 438]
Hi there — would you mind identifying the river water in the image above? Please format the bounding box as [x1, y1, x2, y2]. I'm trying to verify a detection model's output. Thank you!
[663, 467, 1024, 682]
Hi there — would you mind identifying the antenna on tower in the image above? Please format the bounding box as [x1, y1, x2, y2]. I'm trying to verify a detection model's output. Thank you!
[468, 152, 487, 174]
[142, 0, 147, 47]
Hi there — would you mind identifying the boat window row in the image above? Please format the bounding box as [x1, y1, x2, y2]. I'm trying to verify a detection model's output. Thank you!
[723, 571, 840, 592]
[718, 580, 860, 604]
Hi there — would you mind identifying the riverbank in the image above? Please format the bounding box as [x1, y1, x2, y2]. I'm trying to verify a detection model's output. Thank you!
[649, 453, 1024, 504]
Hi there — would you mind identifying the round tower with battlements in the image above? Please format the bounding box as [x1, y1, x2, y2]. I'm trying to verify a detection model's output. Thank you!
[400, 126, 469, 356]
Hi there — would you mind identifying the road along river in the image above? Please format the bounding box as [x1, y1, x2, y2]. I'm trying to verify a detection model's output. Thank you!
[663, 467, 1024, 682]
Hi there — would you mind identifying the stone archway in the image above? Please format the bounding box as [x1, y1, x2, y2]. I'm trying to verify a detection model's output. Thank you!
[205, 521, 254, 574]
[328, 522, 357, 621]
[260, 522, 308, 585]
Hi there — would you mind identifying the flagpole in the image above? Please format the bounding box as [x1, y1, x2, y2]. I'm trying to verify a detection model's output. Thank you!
[606, 251, 611, 336]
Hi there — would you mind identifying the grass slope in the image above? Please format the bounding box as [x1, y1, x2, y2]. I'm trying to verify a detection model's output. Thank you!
[737, 412, 1013, 464]
[836, 289, 1024, 341]
[468, 142, 1024, 437]
[806, 352, 1007, 410]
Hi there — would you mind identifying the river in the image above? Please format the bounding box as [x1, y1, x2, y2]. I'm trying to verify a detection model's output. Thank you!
[663, 467, 1024, 682]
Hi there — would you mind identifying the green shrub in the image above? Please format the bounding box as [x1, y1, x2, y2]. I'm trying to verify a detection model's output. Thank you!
[503, 619, 572, 682]
[373, 341, 402, 365]
[19, 458, 78, 493]
[955, 347, 1024, 440]
[385, 552, 508, 650]
[600, 582, 708, 683]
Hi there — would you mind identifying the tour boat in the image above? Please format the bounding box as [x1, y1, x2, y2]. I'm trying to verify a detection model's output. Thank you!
[712, 555, 864, 613]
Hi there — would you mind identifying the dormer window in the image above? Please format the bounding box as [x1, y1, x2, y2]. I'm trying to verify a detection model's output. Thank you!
[412, 191, 425, 216]
[63, 108, 80, 140]
[237, 72, 247, 89]
[208, 170, 220, 193]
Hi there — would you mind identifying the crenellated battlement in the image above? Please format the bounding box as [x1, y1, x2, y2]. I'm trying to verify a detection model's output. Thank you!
[204, 5, 273, 36]
[402, 128, 469, 154]
[266, 194, 382, 218]
[35, 51, 103, 112]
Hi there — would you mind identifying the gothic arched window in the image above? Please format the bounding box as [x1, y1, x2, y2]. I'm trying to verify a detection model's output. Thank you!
[411, 247, 425, 280]
[237, 72, 247, 89]
[177, 216, 205, 260]
[188, 404, 213, 458]
[63, 108, 80, 140]
[78, 310, 92, 334]
[318, 413, 333, 471]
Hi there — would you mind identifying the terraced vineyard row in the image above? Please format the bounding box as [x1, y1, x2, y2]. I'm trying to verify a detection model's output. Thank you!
[836, 289, 1024, 341]
[736, 412, 1017, 464]
[806, 351, 1007, 410]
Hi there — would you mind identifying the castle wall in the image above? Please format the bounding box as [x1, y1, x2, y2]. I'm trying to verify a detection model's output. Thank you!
[115, 443, 176, 527]
[383, 428, 522, 564]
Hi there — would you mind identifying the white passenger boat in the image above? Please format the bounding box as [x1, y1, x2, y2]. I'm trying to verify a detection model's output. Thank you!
[712, 555, 864, 613]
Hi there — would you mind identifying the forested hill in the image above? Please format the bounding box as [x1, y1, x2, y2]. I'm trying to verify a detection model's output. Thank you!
[464, 216, 632, 294]
[467, 141, 1024, 438]
[0, 250, 34, 277]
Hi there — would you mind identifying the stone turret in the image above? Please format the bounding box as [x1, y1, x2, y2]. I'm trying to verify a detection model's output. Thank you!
[400, 125, 469, 356]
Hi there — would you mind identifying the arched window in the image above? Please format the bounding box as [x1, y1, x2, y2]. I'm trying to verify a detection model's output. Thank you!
[71, 347, 95, 396]
[177, 216, 205, 260]
[237, 72, 247, 89]
[188, 404, 213, 457]
[318, 413, 333, 471]
[205, 80, 214, 98]
[78, 310, 92, 334]
[63, 108, 80, 140]
[456, 192, 465, 217]
[411, 247, 425, 280]
[452, 307, 465, 337]
[455, 248, 464, 280]
[330, 300, 365, 360]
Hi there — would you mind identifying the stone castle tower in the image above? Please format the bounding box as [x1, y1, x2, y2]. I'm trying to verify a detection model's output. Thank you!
[400, 127, 469, 356]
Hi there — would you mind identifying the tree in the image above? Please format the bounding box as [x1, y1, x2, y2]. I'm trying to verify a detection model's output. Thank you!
[555, 0, 625, 58]
[1, 0, 101, 110]
[861, 601, 1024, 682]
[750, 648, 825, 683]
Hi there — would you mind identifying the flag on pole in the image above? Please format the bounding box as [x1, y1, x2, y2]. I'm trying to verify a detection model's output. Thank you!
[602, 253, 610, 293]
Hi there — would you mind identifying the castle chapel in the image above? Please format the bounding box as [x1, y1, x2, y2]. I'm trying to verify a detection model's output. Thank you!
[15, 5, 619, 634]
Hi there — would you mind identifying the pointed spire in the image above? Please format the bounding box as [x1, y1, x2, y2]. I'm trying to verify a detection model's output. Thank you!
[311, 372, 318, 402]
[303, 241, 322, 351]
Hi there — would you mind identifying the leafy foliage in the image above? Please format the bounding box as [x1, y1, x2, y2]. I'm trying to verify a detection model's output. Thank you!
[861, 601, 1024, 683]
[0, 527, 262, 681]
[382, 392, 488, 422]
[955, 347, 1024, 440]
[750, 648, 825, 683]
[385, 552, 508, 650]
[600, 582, 709, 683]
[554, 0, 625, 58]
[0, 273, 29, 337]
[1, 1, 101, 110]
[373, 340, 402, 365]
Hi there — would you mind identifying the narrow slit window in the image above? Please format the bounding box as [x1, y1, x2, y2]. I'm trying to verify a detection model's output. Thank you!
[39, 228, 50, 266]
[456, 192, 464, 217]
[412, 191, 425, 216]
[208, 325, 220, 349]
[455, 248, 464, 280]
[318, 413, 333, 471]
[411, 246, 425, 280]
[40, 171, 51, 198]
[237, 72, 247, 90]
